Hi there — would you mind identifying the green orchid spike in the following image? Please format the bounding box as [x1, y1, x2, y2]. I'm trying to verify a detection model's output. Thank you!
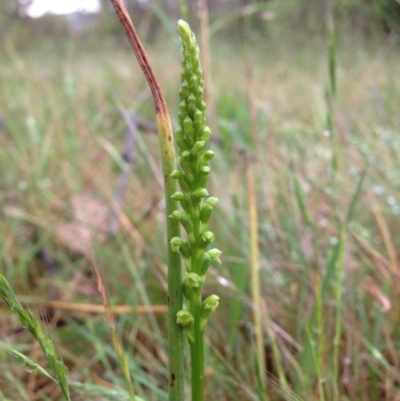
[171, 20, 221, 401]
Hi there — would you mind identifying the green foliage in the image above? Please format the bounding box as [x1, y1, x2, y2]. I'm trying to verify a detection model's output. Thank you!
[1, 6, 400, 400]
[0, 274, 71, 400]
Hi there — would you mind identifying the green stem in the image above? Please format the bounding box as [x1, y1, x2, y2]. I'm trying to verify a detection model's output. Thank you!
[108, 2, 184, 400]
[157, 115, 185, 401]
[190, 292, 205, 401]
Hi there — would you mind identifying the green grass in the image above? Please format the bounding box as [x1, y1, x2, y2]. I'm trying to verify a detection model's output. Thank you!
[1, 17, 400, 401]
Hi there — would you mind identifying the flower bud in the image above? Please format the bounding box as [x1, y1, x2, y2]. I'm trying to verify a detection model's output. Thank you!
[184, 272, 202, 288]
[170, 237, 184, 253]
[179, 80, 190, 99]
[183, 272, 203, 299]
[179, 241, 191, 259]
[180, 151, 194, 182]
[202, 295, 220, 313]
[207, 248, 222, 261]
[179, 100, 187, 118]
[171, 192, 185, 201]
[175, 128, 189, 152]
[200, 253, 211, 275]
[200, 126, 211, 141]
[187, 93, 196, 116]
[198, 230, 214, 250]
[192, 188, 209, 199]
[191, 188, 208, 207]
[200, 295, 220, 330]
[196, 87, 204, 102]
[169, 210, 184, 220]
[183, 116, 194, 140]
[176, 310, 194, 327]
[169, 210, 193, 234]
[201, 150, 215, 164]
[193, 108, 204, 132]
[191, 140, 206, 157]
[171, 170, 190, 193]
[198, 166, 210, 188]
[199, 197, 218, 224]
[203, 248, 222, 269]
[190, 75, 198, 91]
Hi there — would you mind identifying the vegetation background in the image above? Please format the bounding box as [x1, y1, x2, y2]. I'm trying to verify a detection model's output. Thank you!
[1, 0, 400, 400]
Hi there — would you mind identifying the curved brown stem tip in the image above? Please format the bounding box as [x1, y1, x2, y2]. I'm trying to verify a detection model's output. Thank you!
[109, 0, 168, 115]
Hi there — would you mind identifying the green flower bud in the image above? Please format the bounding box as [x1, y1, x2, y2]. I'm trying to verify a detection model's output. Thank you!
[206, 197, 218, 207]
[191, 188, 209, 207]
[178, 19, 191, 39]
[171, 192, 185, 201]
[179, 151, 194, 182]
[194, 121, 204, 134]
[199, 197, 218, 224]
[175, 128, 189, 152]
[202, 230, 214, 243]
[171, 169, 190, 193]
[179, 241, 191, 259]
[202, 295, 220, 313]
[201, 150, 215, 163]
[179, 101, 188, 122]
[193, 108, 203, 125]
[170, 237, 184, 253]
[196, 85, 204, 95]
[184, 272, 202, 288]
[200, 253, 211, 275]
[191, 140, 206, 157]
[176, 310, 194, 327]
[183, 116, 194, 141]
[200, 126, 211, 141]
[200, 204, 213, 224]
[190, 75, 198, 91]
[183, 272, 203, 299]
[207, 248, 222, 261]
[169, 210, 184, 220]
[192, 188, 209, 199]
[187, 93, 196, 116]
[200, 295, 220, 330]
[198, 166, 210, 188]
[179, 80, 190, 99]
[198, 230, 214, 249]
[169, 210, 193, 234]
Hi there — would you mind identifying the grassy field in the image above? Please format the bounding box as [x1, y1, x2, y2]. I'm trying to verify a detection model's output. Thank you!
[1, 15, 400, 401]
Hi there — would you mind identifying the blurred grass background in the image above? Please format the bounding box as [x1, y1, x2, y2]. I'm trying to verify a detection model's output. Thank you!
[1, 0, 400, 400]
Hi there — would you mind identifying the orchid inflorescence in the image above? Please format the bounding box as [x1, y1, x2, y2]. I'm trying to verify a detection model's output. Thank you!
[170, 21, 220, 342]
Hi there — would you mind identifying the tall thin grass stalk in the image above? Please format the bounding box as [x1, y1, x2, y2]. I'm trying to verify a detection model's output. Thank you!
[314, 277, 326, 401]
[246, 161, 267, 400]
[331, 225, 345, 391]
[332, 171, 365, 390]
[243, 10, 267, 398]
[108, 1, 184, 400]
[91, 259, 136, 401]
[326, 0, 338, 174]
